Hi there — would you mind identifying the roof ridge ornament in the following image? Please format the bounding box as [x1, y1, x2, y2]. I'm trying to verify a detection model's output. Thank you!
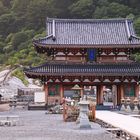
[52, 19, 56, 41]
[125, 19, 132, 41]
[125, 19, 140, 41]
[131, 35, 140, 40]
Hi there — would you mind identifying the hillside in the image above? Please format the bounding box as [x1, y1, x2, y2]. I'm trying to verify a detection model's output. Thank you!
[0, 68, 42, 99]
[0, 0, 140, 70]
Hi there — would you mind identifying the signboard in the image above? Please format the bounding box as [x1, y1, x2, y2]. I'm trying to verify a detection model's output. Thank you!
[87, 49, 96, 61]
[34, 92, 45, 103]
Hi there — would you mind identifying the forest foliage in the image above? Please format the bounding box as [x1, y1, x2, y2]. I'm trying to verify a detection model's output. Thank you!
[0, 0, 140, 68]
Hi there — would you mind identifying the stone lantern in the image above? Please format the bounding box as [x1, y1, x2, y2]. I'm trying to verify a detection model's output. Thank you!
[133, 98, 139, 114]
[71, 84, 82, 102]
[120, 97, 126, 111]
[78, 95, 91, 129]
[126, 97, 131, 113]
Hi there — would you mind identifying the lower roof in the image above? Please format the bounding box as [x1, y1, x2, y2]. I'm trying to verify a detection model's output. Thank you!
[24, 62, 140, 77]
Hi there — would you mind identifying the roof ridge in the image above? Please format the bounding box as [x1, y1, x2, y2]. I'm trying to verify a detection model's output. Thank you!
[46, 17, 133, 23]
[31, 62, 140, 67]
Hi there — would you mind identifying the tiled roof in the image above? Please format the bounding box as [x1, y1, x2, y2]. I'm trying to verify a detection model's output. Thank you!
[24, 62, 140, 77]
[33, 18, 140, 47]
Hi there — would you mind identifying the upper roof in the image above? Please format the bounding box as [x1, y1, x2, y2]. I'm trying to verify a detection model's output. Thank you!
[33, 18, 140, 47]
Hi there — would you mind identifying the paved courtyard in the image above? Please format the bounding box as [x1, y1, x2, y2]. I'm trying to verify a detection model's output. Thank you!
[0, 109, 118, 140]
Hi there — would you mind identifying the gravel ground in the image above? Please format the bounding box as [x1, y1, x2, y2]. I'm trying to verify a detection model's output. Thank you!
[0, 109, 119, 140]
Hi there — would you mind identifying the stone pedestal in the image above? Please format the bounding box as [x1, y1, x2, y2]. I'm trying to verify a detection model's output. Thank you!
[133, 105, 139, 114]
[133, 98, 139, 114]
[78, 98, 91, 129]
[120, 104, 126, 111]
[126, 97, 131, 113]
[126, 105, 131, 113]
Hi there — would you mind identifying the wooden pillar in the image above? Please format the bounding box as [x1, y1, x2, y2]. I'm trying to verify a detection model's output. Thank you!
[120, 84, 124, 98]
[117, 85, 120, 105]
[80, 85, 84, 97]
[44, 83, 48, 104]
[96, 85, 100, 105]
[99, 85, 104, 105]
[116, 84, 124, 105]
[112, 85, 117, 107]
[60, 84, 64, 102]
[97, 85, 103, 105]
[135, 84, 139, 98]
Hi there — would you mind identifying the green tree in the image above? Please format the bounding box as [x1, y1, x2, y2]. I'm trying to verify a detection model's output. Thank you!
[1, 0, 12, 8]
[26, 0, 49, 29]
[134, 17, 140, 36]
[93, 0, 109, 18]
[94, 6, 108, 18]
[46, 0, 76, 18]
[0, 1, 7, 16]
[11, 32, 29, 50]
[97, 0, 109, 7]
[0, 13, 16, 36]
[93, 2, 132, 18]
[69, 0, 95, 18]
[108, 2, 132, 18]
[0, 42, 5, 53]
[12, 0, 29, 16]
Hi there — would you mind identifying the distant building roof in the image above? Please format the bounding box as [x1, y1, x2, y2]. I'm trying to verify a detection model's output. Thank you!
[24, 62, 140, 78]
[33, 18, 140, 48]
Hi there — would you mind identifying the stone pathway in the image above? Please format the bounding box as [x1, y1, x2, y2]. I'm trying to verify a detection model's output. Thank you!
[0, 110, 118, 140]
[96, 110, 140, 138]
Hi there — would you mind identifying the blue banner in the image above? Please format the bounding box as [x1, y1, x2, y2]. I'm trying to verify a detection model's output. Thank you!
[87, 49, 96, 61]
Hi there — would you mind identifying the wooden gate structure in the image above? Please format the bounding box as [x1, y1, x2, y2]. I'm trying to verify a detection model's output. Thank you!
[25, 18, 140, 106]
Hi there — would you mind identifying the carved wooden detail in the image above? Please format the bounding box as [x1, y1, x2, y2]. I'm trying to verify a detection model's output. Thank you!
[97, 48, 103, 56]
[113, 48, 119, 55]
[104, 49, 112, 55]
[124, 48, 131, 55]
[71, 49, 79, 55]
[79, 48, 87, 55]
[108, 77, 115, 82]
[63, 48, 69, 55]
